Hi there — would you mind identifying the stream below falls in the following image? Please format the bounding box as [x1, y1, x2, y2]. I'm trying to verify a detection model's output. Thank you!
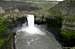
[15, 25, 62, 49]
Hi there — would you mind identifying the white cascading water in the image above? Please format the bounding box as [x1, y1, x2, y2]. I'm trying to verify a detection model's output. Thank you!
[27, 15, 34, 29]
[17, 14, 45, 35]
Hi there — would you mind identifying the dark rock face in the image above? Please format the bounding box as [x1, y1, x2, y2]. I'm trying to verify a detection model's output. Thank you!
[0, 1, 40, 11]
[52, 1, 75, 16]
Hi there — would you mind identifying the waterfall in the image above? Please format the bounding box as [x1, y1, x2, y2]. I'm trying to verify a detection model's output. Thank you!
[27, 15, 34, 30]
[25, 14, 45, 35]
[15, 14, 62, 49]
[17, 14, 45, 35]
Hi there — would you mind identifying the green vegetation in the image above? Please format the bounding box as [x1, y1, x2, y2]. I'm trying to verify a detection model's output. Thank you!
[0, 16, 8, 33]
[0, 16, 9, 47]
[60, 30, 75, 40]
